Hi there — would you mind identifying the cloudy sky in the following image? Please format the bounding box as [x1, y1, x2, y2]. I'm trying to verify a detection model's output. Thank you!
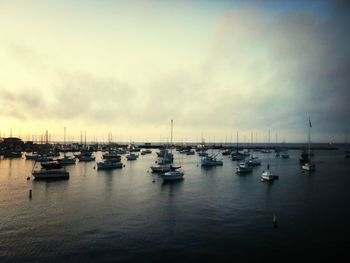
[0, 0, 349, 143]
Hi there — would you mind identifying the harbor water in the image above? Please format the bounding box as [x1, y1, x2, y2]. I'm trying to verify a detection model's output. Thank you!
[1, 150, 349, 262]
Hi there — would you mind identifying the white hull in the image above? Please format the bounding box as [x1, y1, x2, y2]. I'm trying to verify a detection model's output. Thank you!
[163, 171, 184, 181]
[201, 157, 223, 167]
[261, 170, 279, 181]
[302, 163, 316, 171]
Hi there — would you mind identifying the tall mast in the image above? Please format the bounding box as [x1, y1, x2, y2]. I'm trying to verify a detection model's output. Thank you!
[170, 119, 173, 154]
[64, 127, 66, 145]
[308, 117, 311, 160]
[251, 132, 253, 159]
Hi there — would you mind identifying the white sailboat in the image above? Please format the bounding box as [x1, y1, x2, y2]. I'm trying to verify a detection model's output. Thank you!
[163, 120, 184, 181]
[231, 131, 245, 160]
[201, 140, 223, 167]
[57, 127, 76, 165]
[247, 132, 261, 166]
[236, 161, 253, 174]
[261, 163, 279, 182]
[261, 130, 279, 182]
[302, 117, 316, 171]
[201, 155, 223, 167]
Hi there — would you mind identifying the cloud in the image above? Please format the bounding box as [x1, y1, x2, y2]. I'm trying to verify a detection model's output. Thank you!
[1, 0, 350, 142]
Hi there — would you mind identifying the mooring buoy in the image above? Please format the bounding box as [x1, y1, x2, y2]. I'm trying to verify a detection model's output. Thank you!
[273, 213, 278, 228]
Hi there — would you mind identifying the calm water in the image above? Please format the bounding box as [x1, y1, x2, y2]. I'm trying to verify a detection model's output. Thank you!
[1, 150, 350, 262]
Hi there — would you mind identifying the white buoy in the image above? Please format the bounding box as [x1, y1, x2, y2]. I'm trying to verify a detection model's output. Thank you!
[273, 213, 278, 228]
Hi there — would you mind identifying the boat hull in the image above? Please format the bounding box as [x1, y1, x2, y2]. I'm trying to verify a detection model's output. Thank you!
[261, 171, 279, 182]
[32, 169, 69, 179]
[97, 162, 123, 170]
[163, 171, 184, 181]
[302, 163, 316, 171]
[236, 167, 253, 174]
[201, 161, 223, 167]
[151, 166, 171, 173]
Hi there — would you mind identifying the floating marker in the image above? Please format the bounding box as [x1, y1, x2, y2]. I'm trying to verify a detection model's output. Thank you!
[273, 213, 278, 228]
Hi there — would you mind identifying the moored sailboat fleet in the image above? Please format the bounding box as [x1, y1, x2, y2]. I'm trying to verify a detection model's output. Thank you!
[1, 117, 337, 182]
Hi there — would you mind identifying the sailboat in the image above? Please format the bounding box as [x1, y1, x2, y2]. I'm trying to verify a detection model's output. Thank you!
[231, 131, 245, 160]
[57, 127, 76, 165]
[32, 156, 69, 179]
[247, 132, 261, 167]
[236, 161, 253, 174]
[76, 131, 96, 162]
[163, 120, 184, 181]
[302, 117, 316, 171]
[261, 130, 279, 182]
[201, 152, 223, 167]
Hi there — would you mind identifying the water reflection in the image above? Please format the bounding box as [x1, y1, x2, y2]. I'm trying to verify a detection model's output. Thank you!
[161, 179, 184, 197]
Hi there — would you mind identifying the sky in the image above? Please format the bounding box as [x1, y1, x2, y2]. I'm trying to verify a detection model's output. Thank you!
[0, 0, 349, 143]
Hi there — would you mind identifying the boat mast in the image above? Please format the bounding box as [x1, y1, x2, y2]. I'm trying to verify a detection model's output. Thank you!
[84, 131, 87, 150]
[251, 132, 253, 159]
[267, 130, 270, 170]
[64, 127, 66, 145]
[64, 127, 66, 157]
[308, 117, 311, 161]
[170, 119, 173, 155]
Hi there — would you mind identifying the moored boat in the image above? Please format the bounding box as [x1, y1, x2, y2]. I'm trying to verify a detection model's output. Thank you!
[97, 158, 123, 170]
[126, 153, 139, 161]
[41, 161, 63, 170]
[261, 169, 279, 182]
[236, 162, 253, 174]
[32, 169, 69, 179]
[150, 164, 172, 173]
[163, 168, 184, 181]
[201, 156, 223, 167]
[302, 117, 316, 172]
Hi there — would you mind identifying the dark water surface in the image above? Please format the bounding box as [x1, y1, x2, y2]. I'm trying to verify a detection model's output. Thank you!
[1, 150, 349, 262]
